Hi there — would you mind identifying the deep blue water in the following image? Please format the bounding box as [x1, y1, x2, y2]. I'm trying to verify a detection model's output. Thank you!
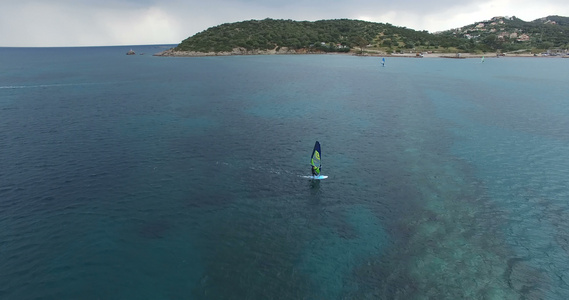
[1, 45, 569, 299]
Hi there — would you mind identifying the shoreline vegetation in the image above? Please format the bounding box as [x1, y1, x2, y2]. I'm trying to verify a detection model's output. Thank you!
[153, 47, 564, 58]
[153, 17, 569, 58]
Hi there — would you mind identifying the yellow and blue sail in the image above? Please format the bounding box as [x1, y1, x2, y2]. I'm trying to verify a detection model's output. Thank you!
[311, 141, 321, 175]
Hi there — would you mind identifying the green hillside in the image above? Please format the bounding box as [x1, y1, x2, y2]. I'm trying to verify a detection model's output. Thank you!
[173, 17, 569, 54]
[174, 18, 461, 53]
[439, 15, 569, 53]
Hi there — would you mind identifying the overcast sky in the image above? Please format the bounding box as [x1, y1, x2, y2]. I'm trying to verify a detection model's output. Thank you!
[1, 0, 568, 47]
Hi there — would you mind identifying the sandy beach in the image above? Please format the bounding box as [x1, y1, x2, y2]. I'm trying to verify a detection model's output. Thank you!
[389, 52, 539, 58]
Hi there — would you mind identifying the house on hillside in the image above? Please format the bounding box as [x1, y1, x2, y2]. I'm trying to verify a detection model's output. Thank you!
[497, 32, 509, 40]
[517, 34, 530, 42]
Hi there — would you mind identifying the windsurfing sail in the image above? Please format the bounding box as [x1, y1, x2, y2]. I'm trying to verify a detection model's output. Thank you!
[311, 141, 321, 175]
[481, 56, 485, 63]
[381, 57, 385, 67]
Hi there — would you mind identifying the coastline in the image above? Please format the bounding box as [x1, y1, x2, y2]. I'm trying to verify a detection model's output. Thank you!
[154, 47, 314, 57]
[154, 47, 566, 58]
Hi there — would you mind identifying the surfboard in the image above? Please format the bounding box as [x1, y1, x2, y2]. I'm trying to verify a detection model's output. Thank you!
[301, 175, 328, 180]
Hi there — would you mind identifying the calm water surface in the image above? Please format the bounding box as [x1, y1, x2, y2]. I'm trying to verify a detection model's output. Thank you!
[1, 46, 569, 299]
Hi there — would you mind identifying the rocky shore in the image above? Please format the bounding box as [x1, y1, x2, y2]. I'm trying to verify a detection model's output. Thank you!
[154, 47, 558, 58]
[154, 47, 324, 57]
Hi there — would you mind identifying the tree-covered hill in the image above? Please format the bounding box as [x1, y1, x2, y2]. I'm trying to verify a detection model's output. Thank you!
[172, 17, 569, 55]
[439, 15, 569, 52]
[174, 18, 461, 53]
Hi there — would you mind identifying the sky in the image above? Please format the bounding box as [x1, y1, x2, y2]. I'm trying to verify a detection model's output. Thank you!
[1, 0, 568, 47]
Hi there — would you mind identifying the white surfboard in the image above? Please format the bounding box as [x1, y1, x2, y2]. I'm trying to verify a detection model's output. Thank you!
[301, 175, 328, 180]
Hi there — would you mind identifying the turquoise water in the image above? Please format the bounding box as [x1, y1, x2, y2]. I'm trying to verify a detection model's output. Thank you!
[1, 46, 569, 299]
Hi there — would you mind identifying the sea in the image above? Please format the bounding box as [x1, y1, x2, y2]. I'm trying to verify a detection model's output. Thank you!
[1, 45, 568, 299]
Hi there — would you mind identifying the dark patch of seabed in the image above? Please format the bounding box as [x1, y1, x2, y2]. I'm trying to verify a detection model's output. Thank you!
[347, 77, 540, 299]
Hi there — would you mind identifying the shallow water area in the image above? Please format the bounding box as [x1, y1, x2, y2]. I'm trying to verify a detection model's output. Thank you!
[1, 46, 569, 299]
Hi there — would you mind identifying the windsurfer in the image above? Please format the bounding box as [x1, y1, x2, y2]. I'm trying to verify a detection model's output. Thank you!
[310, 141, 322, 177]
